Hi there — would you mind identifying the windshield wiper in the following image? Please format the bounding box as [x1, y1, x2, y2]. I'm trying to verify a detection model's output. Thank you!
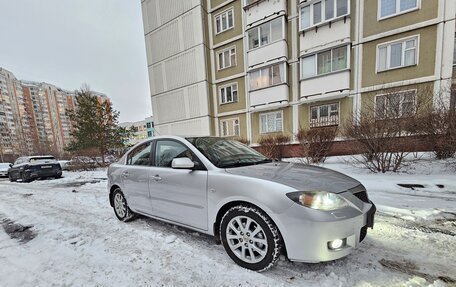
[253, 159, 272, 165]
[219, 158, 272, 168]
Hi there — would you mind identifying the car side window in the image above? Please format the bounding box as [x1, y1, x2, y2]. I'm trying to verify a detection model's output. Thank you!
[127, 142, 152, 166]
[14, 158, 23, 165]
[155, 140, 196, 168]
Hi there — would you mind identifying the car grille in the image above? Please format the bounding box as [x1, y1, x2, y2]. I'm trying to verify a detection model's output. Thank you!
[359, 225, 368, 242]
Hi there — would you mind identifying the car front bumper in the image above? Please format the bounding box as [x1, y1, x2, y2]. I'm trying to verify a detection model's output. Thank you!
[274, 200, 376, 263]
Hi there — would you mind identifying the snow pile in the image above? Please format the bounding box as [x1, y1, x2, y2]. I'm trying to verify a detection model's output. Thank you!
[0, 161, 455, 286]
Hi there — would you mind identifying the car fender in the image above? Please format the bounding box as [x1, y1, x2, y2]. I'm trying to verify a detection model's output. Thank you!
[206, 172, 295, 235]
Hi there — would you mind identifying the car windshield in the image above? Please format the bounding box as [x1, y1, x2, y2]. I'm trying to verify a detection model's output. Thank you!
[30, 156, 56, 163]
[186, 137, 271, 168]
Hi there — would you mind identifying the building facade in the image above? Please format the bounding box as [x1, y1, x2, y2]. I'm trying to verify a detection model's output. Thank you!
[142, 0, 456, 144]
[0, 67, 108, 160]
[120, 116, 155, 146]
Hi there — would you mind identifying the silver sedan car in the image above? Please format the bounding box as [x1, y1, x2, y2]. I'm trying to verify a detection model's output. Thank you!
[108, 136, 376, 271]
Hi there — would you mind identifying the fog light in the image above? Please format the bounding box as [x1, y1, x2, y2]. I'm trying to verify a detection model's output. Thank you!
[328, 238, 345, 250]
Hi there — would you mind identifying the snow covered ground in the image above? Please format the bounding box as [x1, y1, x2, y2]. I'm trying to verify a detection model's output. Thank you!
[0, 155, 455, 287]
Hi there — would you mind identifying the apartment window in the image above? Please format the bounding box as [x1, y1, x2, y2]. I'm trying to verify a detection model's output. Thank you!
[310, 103, 339, 127]
[301, 46, 348, 79]
[379, 0, 418, 19]
[377, 36, 418, 72]
[217, 47, 236, 70]
[249, 63, 286, 91]
[260, 111, 283, 133]
[221, 118, 240, 137]
[375, 90, 416, 119]
[300, 0, 348, 30]
[248, 17, 283, 50]
[215, 9, 234, 34]
[219, 83, 238, 104]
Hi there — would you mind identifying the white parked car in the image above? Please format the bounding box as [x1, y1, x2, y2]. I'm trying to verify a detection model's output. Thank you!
[0, 162, 12, 177]
[108, 136, 376, 271]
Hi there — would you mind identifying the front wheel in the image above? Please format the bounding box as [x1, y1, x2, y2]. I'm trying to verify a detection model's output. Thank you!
[21, 172, 31, 183]
[9, 173, 16, 182]
[112, 188, 136, 222]
[220, 205, 282, 272]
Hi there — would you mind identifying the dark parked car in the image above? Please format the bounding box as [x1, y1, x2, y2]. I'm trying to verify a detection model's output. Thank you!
[8, 155, 62, 183]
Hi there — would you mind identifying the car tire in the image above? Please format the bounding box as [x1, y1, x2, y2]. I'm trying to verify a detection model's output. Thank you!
[112, 188, 136, 222]
[220, 205, 282, 272]
[9, 174, 16, 182]
[21, 173, 31, 183]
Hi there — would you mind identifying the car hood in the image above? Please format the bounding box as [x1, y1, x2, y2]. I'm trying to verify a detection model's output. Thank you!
[225, 161, 361, 193]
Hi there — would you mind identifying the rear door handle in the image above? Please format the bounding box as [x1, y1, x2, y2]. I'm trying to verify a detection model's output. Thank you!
[122, 171, 129, 178]
[151, 175, 162, 181]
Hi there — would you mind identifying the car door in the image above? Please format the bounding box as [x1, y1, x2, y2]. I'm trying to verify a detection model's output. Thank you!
[149, 139, 208, 230]
[121, 141, 154, 213]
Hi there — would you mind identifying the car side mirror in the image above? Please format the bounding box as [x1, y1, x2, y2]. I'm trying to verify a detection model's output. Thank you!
[171, 158, 195, 169]
[9, 164, 13, 168]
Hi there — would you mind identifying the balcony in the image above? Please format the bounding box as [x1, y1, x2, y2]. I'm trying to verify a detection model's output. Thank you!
[300, 70, 350, 103]
[250, 84, 289, 109]
[244, 0, 287, 26]
[247, 40, 287, 68]
[310, 115, 339, 128]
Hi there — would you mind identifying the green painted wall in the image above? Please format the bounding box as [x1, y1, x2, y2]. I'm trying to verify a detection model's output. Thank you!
[250, 107, 293, 144]
[362, 26, 437, 88]
[298, 97, 353, 135]
[212, 1, 243, 46]
[360, 82, 435, 116]
[218, 112, 248, 139]
[215, 39, 245, 80]
[363, 0, 438, 38]
[216, 77, 246, 113]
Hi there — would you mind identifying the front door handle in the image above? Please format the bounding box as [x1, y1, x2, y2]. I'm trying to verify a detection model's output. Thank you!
[151, 175, 162, 181]
[122, 171, 129, 178]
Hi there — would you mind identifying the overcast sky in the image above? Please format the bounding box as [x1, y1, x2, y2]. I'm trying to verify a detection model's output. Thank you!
[0, 0, 151, 123]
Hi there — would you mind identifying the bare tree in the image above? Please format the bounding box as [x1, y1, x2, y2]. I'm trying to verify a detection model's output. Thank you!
[257, 134, 290, 160]
[296, 126, 338, 164]
[343, 86, 433, 173]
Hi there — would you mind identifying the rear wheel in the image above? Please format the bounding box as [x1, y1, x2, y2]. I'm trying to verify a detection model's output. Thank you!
[220, 205, 282, 272]
[112, 188, 136, 222]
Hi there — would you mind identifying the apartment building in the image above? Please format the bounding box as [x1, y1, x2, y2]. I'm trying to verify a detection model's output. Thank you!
[120, 117, 155, 145]
[141, 0, 456, 144]
[0, 67, 108, 160]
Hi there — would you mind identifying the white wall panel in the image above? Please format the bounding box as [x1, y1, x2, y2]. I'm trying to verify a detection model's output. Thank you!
[155, 117, 211, 136]
[245, 0, 287, 26]
[300, 71, 350, 99]
[141, 0, 199, 34]
[300, 20, 351, 54]
[147, 20, 181, 64]
[149, 45, 207, 95]
[145, 8, 203, 65]
[151, 82, 209, 125]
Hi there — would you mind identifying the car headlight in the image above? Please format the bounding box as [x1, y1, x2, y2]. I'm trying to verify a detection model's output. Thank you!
[286, 191, 348, 211]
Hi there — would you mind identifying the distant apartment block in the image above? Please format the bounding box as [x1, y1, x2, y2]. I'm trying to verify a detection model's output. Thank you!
[0, 67, 109, 160]
[141, 0, 456, 143]
[120, 116, 155, 145]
